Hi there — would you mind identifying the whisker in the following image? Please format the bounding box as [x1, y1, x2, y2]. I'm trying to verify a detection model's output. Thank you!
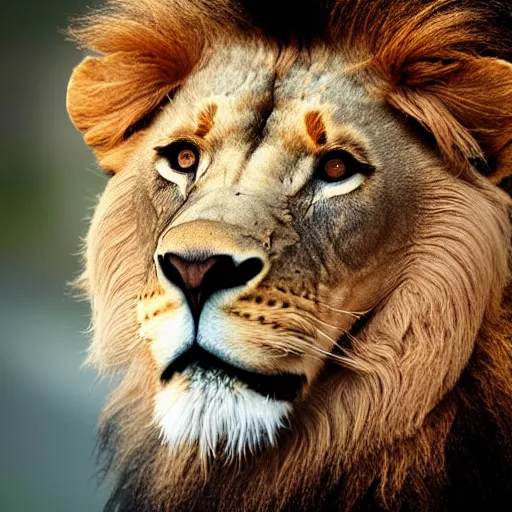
[249, 337, 326, 362]
[339, 327, 360, 346]
[297, 307, 370, 347]
[313, 301, 371, 318]
[288, 336, 343, 362]
[299, 310, 360, 343]
[251, 327, 360, 369]
[310, 315, 344, 331]
[284, 308, 339, 332]
[260, 286, 369, 319]
[314, 327, 361, 363]
[292, 328, 361, 368]
[291, 293, 370, 318]
[314, 328, 345, 352]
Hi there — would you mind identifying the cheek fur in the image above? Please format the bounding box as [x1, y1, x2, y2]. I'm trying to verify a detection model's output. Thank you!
[85, 171, 156, 370]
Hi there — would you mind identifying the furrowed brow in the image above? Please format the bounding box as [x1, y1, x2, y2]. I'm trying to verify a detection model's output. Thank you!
[195, 103, 218, 138]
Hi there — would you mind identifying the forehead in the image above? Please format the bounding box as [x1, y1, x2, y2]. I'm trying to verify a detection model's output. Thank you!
[153, 45, 385, 147]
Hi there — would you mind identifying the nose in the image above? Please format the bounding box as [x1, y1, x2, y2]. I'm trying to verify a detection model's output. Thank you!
[158, 252, 264, 324]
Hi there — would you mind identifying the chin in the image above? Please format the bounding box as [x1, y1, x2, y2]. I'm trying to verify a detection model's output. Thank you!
[155, 365, 293, 458]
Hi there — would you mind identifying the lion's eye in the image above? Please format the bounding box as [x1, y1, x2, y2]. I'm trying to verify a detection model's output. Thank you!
[315, 150, 372, 184]
[312, 150, 374, 201]
[155, 141, 200, 174]
[324, 158, 346, 180]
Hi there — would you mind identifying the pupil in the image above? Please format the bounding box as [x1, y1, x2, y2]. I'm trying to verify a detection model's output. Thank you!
[178, 149, 196, 168]
[325, 159, 345, 178]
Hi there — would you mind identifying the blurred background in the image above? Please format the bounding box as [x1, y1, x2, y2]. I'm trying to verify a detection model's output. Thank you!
[2, 1, 110, 510]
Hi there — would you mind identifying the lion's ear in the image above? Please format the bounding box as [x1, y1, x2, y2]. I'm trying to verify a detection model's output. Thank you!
[67, 53, 182, 173]
[364, 7, 512, 188]
[386, 56, 512, 186]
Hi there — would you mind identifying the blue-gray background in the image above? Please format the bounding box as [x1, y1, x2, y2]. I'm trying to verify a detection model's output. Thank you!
[2, 1, 110, 510]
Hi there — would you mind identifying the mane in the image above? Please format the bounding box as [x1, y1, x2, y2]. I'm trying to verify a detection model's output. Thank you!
[67, 0, 512, 510]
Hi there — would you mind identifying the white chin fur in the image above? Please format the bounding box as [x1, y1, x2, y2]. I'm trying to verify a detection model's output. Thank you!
[154, 367, 292, 459]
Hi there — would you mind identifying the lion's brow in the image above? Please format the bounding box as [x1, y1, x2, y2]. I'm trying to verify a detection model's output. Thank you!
[195, 103, 218, 138]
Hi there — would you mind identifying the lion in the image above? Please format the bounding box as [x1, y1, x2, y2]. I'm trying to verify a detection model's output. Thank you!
[66, 0, 512, 510]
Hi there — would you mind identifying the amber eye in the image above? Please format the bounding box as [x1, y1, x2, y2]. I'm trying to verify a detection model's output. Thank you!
[155, 140, 200, 174]
[315, 150, 373, 183]
[324, 158, 346, 180]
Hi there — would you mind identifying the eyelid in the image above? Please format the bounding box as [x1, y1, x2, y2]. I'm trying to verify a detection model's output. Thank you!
[153, 138, 201, 157]
[319, 145, 373, 169]
[312, 173, 367, 203]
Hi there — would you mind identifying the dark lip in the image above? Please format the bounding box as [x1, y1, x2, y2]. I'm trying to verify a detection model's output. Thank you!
[161, 343, 306, 402]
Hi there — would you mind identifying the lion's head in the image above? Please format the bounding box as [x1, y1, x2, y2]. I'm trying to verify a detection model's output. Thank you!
[67, 0, 512, 510]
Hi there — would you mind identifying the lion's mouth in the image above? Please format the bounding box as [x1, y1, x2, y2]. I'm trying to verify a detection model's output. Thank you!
[161, 344, 306, 402]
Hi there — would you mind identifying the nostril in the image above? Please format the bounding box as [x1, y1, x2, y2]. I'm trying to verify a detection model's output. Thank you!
[232, 258, 264, 286]
[157, 254, 187, 293]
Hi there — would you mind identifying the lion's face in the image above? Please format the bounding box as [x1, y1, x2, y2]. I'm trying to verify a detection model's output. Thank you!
[80, 43, 510, 462]
[66, 0, 512, 507]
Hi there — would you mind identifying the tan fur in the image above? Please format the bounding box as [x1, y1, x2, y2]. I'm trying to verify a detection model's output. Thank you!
[67, 0, 512, 510]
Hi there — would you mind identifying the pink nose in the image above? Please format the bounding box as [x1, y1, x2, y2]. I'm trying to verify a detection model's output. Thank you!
[167, 254, 219, 311]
